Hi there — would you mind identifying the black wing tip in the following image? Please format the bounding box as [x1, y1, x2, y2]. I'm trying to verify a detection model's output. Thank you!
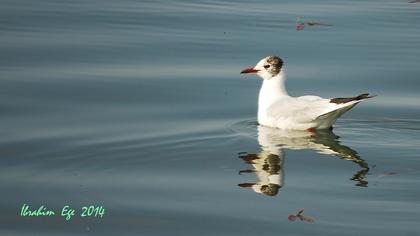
[357, 93, 377, 99]
[330, 93, 376, 104]
[362, 93, 377, 98]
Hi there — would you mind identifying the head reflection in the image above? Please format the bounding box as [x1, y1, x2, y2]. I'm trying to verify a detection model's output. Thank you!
[239, 152, 284, 196]
[238, 126, 369, 196]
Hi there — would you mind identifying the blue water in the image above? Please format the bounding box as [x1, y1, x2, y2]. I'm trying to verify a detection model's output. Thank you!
[1, 0, 420, 235]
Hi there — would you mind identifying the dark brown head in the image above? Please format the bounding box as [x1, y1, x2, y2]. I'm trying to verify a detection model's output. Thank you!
[260, 183, 280, 196]
[241, 56, 284, 79]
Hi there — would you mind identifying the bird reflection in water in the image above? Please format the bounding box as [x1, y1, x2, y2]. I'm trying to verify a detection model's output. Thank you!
[238, 126, 369, 196]
[238, 151, 284, 196]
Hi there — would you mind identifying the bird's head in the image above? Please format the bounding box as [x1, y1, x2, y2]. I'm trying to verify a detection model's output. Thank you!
[241, 56, 284, 80]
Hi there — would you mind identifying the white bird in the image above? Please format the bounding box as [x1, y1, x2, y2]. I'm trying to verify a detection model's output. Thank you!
[241, 56, 374, 131]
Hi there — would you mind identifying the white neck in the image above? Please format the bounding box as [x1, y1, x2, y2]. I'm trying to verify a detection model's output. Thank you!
[258, 71, 288, 114]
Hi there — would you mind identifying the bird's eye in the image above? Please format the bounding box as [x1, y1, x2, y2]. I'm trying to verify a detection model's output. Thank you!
[264, 65, 270, 69]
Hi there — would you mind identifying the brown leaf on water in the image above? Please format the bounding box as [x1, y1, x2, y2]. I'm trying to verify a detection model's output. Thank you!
[296, 23, 305, 31]
[383, 171, 396, 176]
[300, 214, 315, 223]
[288, 209, 315, 223]
[379, 171, 397, 177]
[306, 21, 333, 27]
[296, 17, 333, 30]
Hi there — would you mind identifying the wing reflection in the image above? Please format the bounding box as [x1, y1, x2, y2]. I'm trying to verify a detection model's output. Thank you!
[238, 126, 369, 196]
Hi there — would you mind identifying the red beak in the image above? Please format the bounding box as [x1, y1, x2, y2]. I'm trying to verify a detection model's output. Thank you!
[240, 67, 259, 74]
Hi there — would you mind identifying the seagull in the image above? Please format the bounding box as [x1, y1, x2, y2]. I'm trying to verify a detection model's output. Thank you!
[240, 56, 375, 131]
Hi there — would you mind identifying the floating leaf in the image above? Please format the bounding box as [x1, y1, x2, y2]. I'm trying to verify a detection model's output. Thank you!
[300, 214, 315, 223]
[296, 23, 305, 31]
[288, 209, 315, 223]
[383, 171, 396, 176]
[295, 17, 333, 31]
[306, 21, 333, 27]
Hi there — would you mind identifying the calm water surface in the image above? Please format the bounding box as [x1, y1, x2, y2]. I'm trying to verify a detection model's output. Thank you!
[1, 0, 420, 235]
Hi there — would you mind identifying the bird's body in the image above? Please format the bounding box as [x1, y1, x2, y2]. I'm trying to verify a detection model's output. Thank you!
[241, 56, 374, 131]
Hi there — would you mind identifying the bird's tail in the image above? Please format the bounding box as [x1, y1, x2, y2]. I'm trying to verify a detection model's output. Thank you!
[329, 93, 376, 104]
[313, 93, 376, 129]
